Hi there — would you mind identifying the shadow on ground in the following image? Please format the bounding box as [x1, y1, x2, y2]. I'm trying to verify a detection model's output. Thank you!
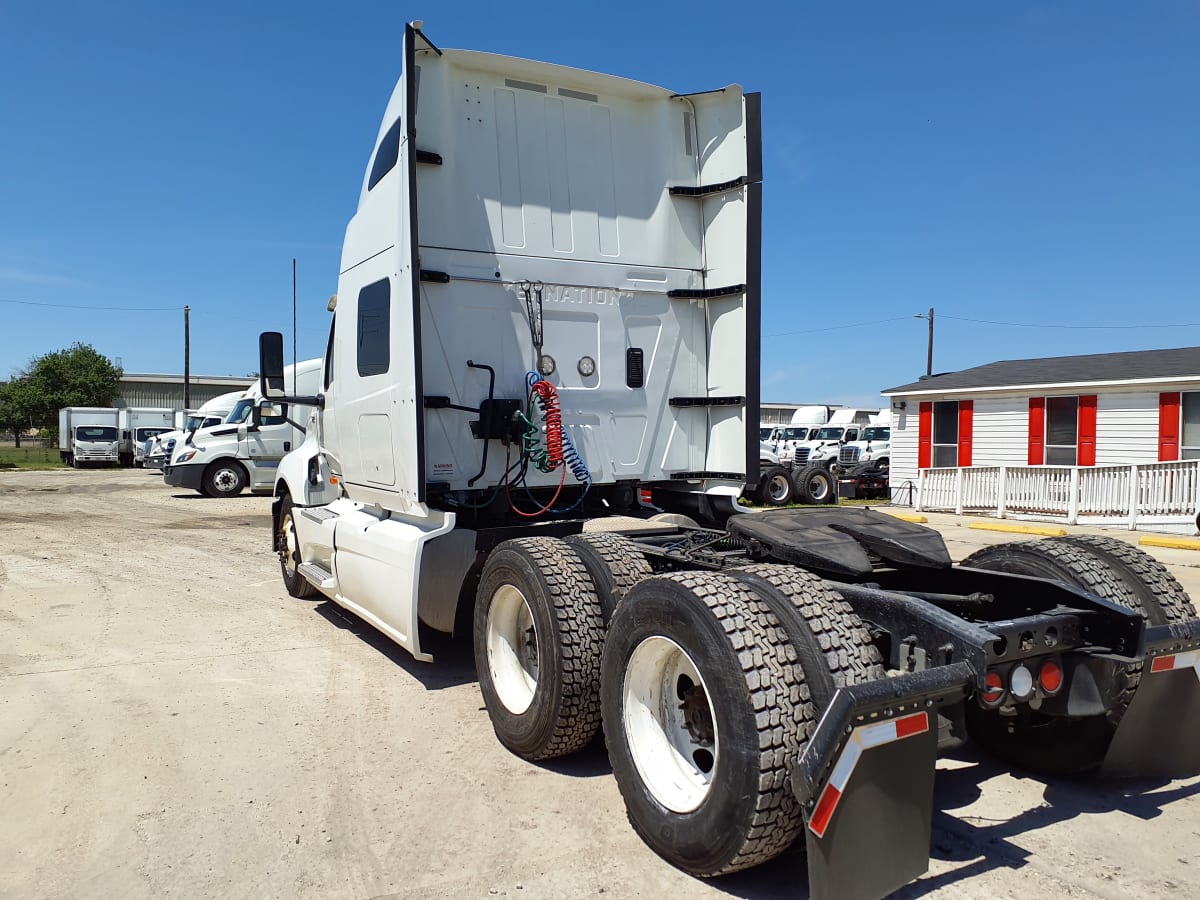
[313, 600, 476, 690]
[677, 743, 1200, 900]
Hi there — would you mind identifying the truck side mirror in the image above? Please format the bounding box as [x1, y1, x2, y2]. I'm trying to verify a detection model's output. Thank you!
[252, 400, 284, 427]
[259, 332, 286, 399]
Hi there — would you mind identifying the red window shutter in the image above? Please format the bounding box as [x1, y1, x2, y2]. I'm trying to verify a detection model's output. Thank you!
[918, 402, 932, 469]
[957, 400, 973, 467]
[1028, 397, 1045, 465]
[1078, 395, 1097, 466]
[1159, 392, 1181, 461]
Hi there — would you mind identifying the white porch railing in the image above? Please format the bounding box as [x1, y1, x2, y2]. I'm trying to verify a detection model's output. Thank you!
[914, 460, 1200, 532]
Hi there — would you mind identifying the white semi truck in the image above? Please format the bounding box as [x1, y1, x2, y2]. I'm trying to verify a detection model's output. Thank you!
[58, 407, 120, 467]
[118, 407, 176, 467]
[254, 24, 1200, 900]
[144, 391, 245, 471]
[163, 361, 320, 497]
[838, 409, 893, 473]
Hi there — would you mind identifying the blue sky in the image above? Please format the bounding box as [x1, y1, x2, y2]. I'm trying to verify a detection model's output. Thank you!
[2, 2, 1198, 406]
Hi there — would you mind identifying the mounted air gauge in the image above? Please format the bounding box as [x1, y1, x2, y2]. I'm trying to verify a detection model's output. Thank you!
[577, 355, 596, 377]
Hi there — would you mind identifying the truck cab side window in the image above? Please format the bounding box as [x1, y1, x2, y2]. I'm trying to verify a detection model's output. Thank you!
[323, 315, 336, 390]
[260, 404, 288, 426]
[357, 279, 390, 377]
[367, 118, 402, 191]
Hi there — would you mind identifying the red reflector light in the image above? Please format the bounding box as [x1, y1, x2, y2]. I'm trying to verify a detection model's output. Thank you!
[1151, 655, 1176, 673]
[1039, 659, 1063, 695]
[638, 489, 653, 504]
[981, 671, 1005, 705]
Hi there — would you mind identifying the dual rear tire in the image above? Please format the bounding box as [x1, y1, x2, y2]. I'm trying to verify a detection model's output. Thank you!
[473, 536, 881, 876]
[961, 536, 1197, 774]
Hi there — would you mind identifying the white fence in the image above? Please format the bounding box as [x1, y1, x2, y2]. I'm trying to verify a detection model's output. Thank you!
[914, 460, 1200, 533]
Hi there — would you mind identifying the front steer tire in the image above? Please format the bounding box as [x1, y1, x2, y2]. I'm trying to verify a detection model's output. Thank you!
[601, 571, 814, 877]
[203, 459, 247, 497]
[276, 495, 318, 599]
[474, 538, 605, 761]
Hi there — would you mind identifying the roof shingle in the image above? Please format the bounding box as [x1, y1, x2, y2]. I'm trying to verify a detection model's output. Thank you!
[882, 346, 1200, 395]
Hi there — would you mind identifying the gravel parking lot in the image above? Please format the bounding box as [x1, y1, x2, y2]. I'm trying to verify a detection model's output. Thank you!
[2, 468, 1198, 899]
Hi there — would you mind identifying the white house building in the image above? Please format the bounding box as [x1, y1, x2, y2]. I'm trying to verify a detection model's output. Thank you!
[881, 346, 1200, 532]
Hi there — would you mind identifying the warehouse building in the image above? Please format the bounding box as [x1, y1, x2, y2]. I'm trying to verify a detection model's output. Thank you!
[116, 373, 252, 409]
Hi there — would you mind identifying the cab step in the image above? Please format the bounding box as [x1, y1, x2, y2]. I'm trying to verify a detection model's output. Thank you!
[297, 562, 336, 590]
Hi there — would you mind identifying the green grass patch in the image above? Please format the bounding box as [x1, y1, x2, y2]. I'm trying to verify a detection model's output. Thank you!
[0, 446, 64, 470]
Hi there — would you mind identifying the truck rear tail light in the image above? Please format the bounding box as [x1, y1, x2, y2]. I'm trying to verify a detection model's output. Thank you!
[1009, 664, 1035, 701]
[1039, 659, 1063, 695]
[980, 671, 1005, 707]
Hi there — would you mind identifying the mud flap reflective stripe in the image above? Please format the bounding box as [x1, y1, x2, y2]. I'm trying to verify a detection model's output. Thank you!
[1149, 649, 1200, 674]
[794, 662, 972, 900]
[805, 718, 939, 900]
[808, 711, 930, 838]
[1103, 644, 1200, 779]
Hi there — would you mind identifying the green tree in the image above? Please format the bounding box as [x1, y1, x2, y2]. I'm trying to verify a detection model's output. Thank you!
[0, 379, 35, 447]
[16, 343, 123, 430]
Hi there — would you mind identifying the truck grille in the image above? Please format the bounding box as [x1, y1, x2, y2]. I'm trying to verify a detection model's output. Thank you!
[794, 448, 811, 464]
[840, 447, 860, 464]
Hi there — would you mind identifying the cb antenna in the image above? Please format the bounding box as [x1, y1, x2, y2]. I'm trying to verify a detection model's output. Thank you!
[292, 258, 298, 390]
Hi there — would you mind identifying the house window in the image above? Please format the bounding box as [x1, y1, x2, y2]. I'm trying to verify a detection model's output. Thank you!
[1045, 396, 1079, 465]
[1030, 394, 1096, 466]
[932, 401, 959, 468]
[1184, 392, 1200, 460]
[918, 399, 972, 468]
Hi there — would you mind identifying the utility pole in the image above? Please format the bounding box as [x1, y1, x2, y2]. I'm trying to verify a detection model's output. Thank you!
[925, 306, 934, 378]
[293, 259, 298, 383]
[184, 305, 191, 408]
[914, 307, 935, 377]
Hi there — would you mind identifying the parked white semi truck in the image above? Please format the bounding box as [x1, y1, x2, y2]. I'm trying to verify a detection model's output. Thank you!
[163, 361, 319, 497]
[256, 24, 1200, 900]
[118, 407, 175, 467]
[144, 391, 244, 471]
[58, 407, 120, 467]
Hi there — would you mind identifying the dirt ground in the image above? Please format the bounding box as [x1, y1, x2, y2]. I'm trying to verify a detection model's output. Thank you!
[1, 468, 1198, 900]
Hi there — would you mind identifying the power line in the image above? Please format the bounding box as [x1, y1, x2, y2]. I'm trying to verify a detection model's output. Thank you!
[764, 316, 912, 337]
[1, 297, 180, 312]
[940, 314, 1200, 330]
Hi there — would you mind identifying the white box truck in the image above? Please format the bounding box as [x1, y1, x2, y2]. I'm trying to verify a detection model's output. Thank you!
[118, 407, 175, 467]
[58, 407, 120, 467]
[252, 24, 1200, 900]
[162, 361, 320, 497]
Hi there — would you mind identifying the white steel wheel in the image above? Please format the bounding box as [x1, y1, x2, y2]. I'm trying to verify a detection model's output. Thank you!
[757, 465, 794, 506]
[473, 538, 606, 760]
[601, 571, 814, 877]
[486, 583, 539, 715]
[623, 636, 718, 813]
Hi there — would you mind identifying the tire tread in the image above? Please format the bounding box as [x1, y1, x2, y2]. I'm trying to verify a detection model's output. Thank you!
[486, 537, 606, 760]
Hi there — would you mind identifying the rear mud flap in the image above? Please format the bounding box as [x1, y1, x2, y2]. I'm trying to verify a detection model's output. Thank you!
[793, 662, 973, 900]
[1102, 647, 1200, 778]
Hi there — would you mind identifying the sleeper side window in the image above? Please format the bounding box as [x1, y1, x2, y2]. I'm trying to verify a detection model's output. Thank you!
[357, 280, 390, 377]
[367, 118, 402, 191]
